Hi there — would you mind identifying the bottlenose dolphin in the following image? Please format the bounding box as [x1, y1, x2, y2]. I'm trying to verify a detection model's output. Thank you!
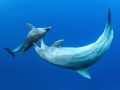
[4, 23, 51, 57]
[33, 9, 113, 79]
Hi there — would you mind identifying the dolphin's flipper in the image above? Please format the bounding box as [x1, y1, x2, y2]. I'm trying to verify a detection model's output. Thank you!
[4, 48, 14, 57]
[74, 67, 91, 79]
[51, 40, 64, 48]
[25, 23, 35, 30]
[19, 46, 26, 55]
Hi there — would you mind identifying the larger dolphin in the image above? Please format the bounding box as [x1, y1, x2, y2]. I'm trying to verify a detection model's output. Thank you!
[4, 23, 51, 57]
[33, 9, 113, 79]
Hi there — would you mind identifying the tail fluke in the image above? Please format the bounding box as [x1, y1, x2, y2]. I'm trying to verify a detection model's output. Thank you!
[108, 7, 111, 24]
[4, 48, 14, 57]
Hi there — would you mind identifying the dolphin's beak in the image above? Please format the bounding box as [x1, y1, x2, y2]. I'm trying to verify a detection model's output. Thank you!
[45, 27, 51, 32]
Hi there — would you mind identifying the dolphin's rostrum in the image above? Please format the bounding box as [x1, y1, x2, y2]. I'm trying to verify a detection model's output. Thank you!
[4, 23, 51, 57]
[33, 9, 113, 79]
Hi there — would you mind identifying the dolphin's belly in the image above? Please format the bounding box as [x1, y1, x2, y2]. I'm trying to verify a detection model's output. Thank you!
[23, 34, 44, 51]
[43, 46, 94, 69]
[44, 38, 112, 70]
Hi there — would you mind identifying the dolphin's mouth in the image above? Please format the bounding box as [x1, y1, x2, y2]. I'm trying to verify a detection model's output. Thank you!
[45, 27, 51, 32]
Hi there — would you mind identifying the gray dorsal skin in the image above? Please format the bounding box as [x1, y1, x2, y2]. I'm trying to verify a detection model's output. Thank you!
[33, 9, 113, 79]
[4, 23, 51, 57]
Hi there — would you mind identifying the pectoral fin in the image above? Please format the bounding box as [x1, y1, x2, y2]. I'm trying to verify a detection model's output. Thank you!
[52, 40, 64, 48]
[74, 67, 91, 79]
[25, 23, 35, 30]
[19, 46, 26, 55]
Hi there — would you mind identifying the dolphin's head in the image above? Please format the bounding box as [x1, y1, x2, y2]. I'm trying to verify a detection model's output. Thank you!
[38, 27, 51, 33]
[33, 39, 51, 59]
[33, 27, 51, 39]
[26, 27, 51, 45]
[25, 23, 51, 38]
[44, 27, 51, 32]
[33, 42, 44, 57]
[33, 42, 48, 59]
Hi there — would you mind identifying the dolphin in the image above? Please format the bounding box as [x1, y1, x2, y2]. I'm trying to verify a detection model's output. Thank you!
[4, 23, 51, 57]
[33, 9, 113, 79]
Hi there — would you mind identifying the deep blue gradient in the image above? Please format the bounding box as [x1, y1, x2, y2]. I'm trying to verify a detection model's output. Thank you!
[0, 0, 120, 90]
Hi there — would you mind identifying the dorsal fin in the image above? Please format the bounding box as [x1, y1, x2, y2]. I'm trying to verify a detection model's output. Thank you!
[25, 23, 35, 30]
[52, 40, 64, 48]
[40, 39, 47, 49]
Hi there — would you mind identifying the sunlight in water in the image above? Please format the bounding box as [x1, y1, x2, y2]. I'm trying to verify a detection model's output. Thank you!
[0, 0, 14, 3]
[0, 0, 8, 3]
[0, 0, 16, 4]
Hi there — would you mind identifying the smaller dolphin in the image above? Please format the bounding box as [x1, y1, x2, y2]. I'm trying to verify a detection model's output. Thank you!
[33, 9, 113, 79]
[4, 23, 51, 57]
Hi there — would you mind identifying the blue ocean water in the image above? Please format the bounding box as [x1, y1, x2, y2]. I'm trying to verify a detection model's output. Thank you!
[0, 0, 119, 90]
